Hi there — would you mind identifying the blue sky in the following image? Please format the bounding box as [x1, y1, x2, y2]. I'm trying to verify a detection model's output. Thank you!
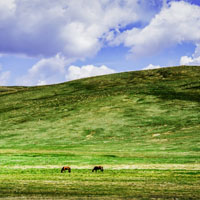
[0, 0, 200, 86]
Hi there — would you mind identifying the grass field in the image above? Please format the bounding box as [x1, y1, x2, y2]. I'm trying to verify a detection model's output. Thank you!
[0, 66, 200, 199]
[1, 168, 200, 199]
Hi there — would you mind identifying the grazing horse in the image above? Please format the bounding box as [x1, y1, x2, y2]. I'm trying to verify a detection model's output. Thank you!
[61, 166, 71, 173]
[92, 166, 104, 172]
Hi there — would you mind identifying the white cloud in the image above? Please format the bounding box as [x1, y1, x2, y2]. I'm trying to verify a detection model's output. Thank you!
[0, 0, 16, 20]
[180, 56, 200, 66]
[143, 64, 161, 70]
[0, 0, 169, 86]
[16, 54, 70, 86]
[113, 1, 200, 58]
[180, 42, 200, 66]
[66, 64, 116, 81]
[0, 0, 147, 60]
[16, 56, 116, 85]
[0, 64, 11, 86]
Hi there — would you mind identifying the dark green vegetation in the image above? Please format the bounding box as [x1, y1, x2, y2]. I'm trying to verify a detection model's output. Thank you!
[0, 66, 200, 199]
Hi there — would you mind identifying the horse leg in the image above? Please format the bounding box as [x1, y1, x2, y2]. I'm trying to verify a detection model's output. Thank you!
[61, 167, 64, 173]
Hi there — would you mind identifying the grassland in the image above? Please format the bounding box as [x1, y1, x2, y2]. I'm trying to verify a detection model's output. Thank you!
[1, 168, 199, 199]
[0, 66, 200, 199]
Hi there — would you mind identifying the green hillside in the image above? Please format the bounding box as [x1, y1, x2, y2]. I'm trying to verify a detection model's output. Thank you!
[0, 65, 200, 166]
[0, 66, 200, 199]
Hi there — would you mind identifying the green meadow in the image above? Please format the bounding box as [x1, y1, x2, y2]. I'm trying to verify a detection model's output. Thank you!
[0, 168, 199, 199]
[0, 66, 200, 199]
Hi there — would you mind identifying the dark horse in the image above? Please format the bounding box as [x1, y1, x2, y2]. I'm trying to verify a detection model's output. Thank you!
[92, 166, 103, 172]
[61, 166, 71, 173]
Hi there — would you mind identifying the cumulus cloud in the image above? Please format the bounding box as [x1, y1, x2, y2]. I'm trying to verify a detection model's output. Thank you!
[66, 65, 116, 81]
[16, 56, 116, 85]
[180, 42, 200, 66]
[0, 0, 147, 60]
[16, 54, 70, 86]
[0, 0, 16, 20]
[180, 56, 200, 66]
[143, 64, 161, 70]
[0, 64, 11, 86]
[1, 0, 155, 85]
[113, 1, 200, 58]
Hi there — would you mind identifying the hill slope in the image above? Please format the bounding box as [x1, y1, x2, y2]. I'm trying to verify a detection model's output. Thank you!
[0, 66, 200, 166]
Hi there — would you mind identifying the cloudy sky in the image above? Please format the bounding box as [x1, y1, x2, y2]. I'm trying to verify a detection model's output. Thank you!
[0, 0, 200, 86]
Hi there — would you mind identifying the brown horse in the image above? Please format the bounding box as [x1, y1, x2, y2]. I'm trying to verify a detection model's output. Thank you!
[92, 166, 103, 172]
[61, 166, 71, 173]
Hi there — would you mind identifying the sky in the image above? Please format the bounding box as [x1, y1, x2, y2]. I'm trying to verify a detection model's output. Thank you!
[0, 0, 200, 86]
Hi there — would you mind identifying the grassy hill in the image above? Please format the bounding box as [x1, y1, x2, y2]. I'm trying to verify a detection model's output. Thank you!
[0, 65, 200, 166]
[0, 65, 200, 199]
